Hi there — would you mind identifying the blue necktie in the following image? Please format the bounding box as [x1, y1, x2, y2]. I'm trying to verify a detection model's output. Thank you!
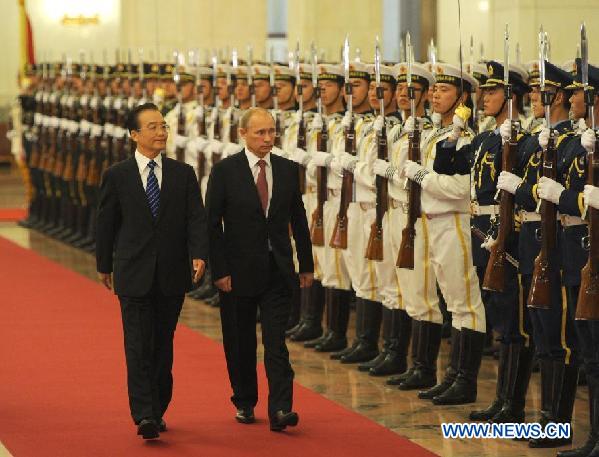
[146, 160, 160, 218]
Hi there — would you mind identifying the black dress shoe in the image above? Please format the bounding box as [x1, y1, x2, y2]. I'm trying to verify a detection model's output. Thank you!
[158, 419, 167, 432]
[270, 410, 299, 432]
[235, 408, 255, 424]
[137, 419, 159, 439]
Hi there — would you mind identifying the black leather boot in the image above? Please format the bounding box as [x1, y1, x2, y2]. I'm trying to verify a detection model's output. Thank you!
[564, 375, 599, 457]
[491, 342, 534, 423]
[387, 317, 418, 385]
[399, 321, 442, 390]
[468, 342, 508, 419]
[290, 280, 324, 342]
[433, 328, 485, 405]
[358, 306, 393, 371]
[420, 327, 461, 400]
[286, 277, 302, 331]
[529, 359, 574, 448]
[370, 309, 411, 377]
[304, 287, 332, 348]
[340, 299, 382, 364]
[315, 289, 350, 352]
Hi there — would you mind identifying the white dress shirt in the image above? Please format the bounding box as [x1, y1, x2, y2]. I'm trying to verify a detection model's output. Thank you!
[135, 150, 163, 191]
[245, 148, 273, 216]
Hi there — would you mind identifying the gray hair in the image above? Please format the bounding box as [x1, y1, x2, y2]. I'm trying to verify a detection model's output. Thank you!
[239, 107, 274, 129]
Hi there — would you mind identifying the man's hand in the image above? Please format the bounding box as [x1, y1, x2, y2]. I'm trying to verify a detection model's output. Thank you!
[215, 275, 232, 293]
[192, 259, 206, 284]
[98, 272, 112, 290]
[299, 272, 314, 288]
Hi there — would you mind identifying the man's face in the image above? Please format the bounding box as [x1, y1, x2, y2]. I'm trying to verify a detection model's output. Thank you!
[180, 81, 195, 101]
[130, 109, 168, 153]
[235, 79, 250, 103]
[276, 80, 294, 105]
[145, 78, 158, 96]
[483, 87, 505, 117]
[164, 80, 177, 98]
[395, 81, 426, 112]
[217, 77, 229, 102]
[296, 79, 314, 104]
[198, 80, 213, 104]
[240, 112, 275, 156]
[368, 81, 394, 111]
[344, 78, 369, 108]
[569, 89, 586, 120]
[254, 80, 272, 104]
[530, 87, 545, 118]
[319, 80, 341, 107]
[432, 83, 460, 114]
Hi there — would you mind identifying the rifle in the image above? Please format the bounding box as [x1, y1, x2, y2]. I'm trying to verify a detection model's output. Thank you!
[174, 51, 186, 162]
[575, 22, 599, 319]
[330, 35, 353, 249]
[211, 52, 222, 166]
[397, 33, 421, 268]
[309, 45, 326, 246]
[195, 57, 208, 182]
[228, 49, 238, 145]
[529, 29, 558, 308]
[483, 25, 516, 292]
[86, 63, 102, 188]
[293, 43, 307, 194]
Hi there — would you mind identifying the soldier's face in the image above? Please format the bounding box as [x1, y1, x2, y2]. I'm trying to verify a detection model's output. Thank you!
[145, 79, 158, 95]
[276, 80, 294, 105]
[345, 78, 369, 108]
[198, 80, 213, 104]
[319, 80, 341, 107]
[432, 83, 460, 114]
[296, 79, 314, 104]
[235, 79, 250, 102]
[254, 80, 272, 103]
[217, 77, 229, 102]
[239, 111, 275, 156]
[530, 86, 552, 119]
[569, 89, 586, 120]
[164, 80, 177, 98]
[368, 81, 394, 111]
[482, 87, 504, 117]
[395, 82, 426, 112]
[180, 81, 195, 101]
[110, 79, 119, 93]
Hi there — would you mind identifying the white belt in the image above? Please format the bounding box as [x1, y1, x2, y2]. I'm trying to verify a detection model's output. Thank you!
[359, 202, 376, 210]
[328, 189, 341, 197]
[560, 214, 587, 227]
[390, 199, 409, 212]
[424, 211, 465, 220]
[471, 202, 499, 216]
[520, 210, 541, 223]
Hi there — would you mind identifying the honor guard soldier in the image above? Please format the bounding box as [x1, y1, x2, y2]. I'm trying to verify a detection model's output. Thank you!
[467, 61, 495, 134]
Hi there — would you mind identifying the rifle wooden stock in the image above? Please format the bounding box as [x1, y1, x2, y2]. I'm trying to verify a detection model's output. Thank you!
[212, 108, 222, 166]
[330, 118, 356, 250]
[310, 124, 328, 246]
[196, 113, 207, 182]
[483, 126, 517, 292]
[528, 135, 558, 308]
[397, 128, 421, 269]
[274, 111, 282, 148]
[576, 137, 599, 320]
[297, 114, 307, 194]
[175, 103, 186, 162]
[366, 124, 388, 261]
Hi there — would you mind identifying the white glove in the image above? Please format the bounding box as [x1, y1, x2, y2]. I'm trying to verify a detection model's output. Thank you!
[293, 110, 303, 124]
[576, 118, 588, 134]
[68, 120, 79, 133]
[341, 111, 353, 129]
[481, 236, 497, 252]
[538, 127, 550, 150]
[103, 96, 113, 109]
[432, 112, 442, 127]
[79, 119, 91, 134]
[584, 184, 599, 210]
[6, 130, 15, 140]
[404, 160, 429, 184]
[59, 118, 70, 130]
[90, 124, 103, 138]
[403, 116, 415, 134]
[373, 115, 384, 133]
[42, 115, 50, 127]
[270, 145, 285, 157]
[537, 176, 565, 204]
[339, 151, 358, 171]
[113, 98, 122, 110]
[581, 128, 596, 153]
[499, 119, 512, 144]
[103, 123, 115, 136]
[209, 138, 224, 155]
[191, 136, 210, 152]
[175, 134, 189, 149]
[373, 158, 397, 179]
[34, 113, 42, 126]
[50, 116, 60, 128]
[291, 147, 310, 166]
[329, 157, 345, 176]
[449, 114, 466, 141]
[223, 142, 242, 157]
[497, 171, 523, 195]
[152, 92, 164, 106]
[310, 113, 324, 131]
[210, 107, 219, 123]
[310, 150, 332, 167]
[113, 126, 127, 138]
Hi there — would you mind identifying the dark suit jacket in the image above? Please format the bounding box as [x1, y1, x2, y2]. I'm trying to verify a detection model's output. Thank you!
[96, 156, 208, 297]
[206, 150, 313, 297]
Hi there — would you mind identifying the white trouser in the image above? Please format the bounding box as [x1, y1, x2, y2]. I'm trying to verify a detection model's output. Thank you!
[425, 212, 486, 332]
[341, 202, 378, 301]
[404, 216, 442, 324]
[374, 206, 408, 310]
[321, 195, 352, 290]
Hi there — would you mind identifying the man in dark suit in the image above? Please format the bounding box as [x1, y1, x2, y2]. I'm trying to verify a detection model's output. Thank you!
[206, 107, 314, 431]
[96, 102, 208, 439]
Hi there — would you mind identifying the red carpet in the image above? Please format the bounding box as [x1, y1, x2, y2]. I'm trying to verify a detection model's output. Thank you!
[0, 236, 437, 457]
[0, 208, 27, 222]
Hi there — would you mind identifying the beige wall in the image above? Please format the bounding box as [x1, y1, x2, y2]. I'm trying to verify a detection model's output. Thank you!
[287, 0, 382, 63]
[437, 0, 599, 68]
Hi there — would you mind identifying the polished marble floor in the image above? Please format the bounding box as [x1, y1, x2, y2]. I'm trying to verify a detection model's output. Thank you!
[0, 165, 589, 457]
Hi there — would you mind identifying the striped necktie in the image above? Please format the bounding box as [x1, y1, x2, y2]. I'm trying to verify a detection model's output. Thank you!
[146, 160, 160, 218]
